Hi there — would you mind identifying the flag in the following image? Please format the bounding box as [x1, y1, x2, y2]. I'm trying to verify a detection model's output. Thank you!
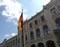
[18, 12, 23, 31]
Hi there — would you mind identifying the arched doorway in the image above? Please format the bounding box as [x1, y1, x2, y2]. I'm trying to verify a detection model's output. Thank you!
[31, 44, 36, 47]
[37, 42, 44, 47]
[46, 40, 56, 47]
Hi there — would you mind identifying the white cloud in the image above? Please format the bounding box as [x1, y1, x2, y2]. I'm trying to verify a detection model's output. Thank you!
[0, 0, 51, 24]
[0, 0, 28, 24]
[11, 33, 17, 36]
[4, 33, 17, 38]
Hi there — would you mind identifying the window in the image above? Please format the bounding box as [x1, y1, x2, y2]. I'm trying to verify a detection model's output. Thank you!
[29, 23, 32, 28]
[11, 41, 13, 46]
[41, 16, 45, 21]
[35, 20, 38, 25]
[11, 40, 14, 46]
[18, 37, 20, 43]
[43, 25, 49, 35]
[7, 43, 10, 47]
[30, 31, 34, 40]
[9, 42, 11, 47]
[51, 8, 58, 15]
[55, 18, 60, 28]
[16, 38, 17, 45]
[36, 28, 40, 37]
[25, 35, 27, 41]
[13, 39, 15, 45]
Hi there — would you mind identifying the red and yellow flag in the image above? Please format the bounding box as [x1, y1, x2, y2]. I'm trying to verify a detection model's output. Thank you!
[18, 13, 23, 31]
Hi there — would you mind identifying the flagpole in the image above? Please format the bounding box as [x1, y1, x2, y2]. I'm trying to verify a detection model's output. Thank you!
[22, 9, 24, 47]
[18, 9, 24, 47]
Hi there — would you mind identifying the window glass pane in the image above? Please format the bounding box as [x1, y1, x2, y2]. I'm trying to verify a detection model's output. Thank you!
[29, 23, 32, 28]
[55, 18, 60, 28]
[25, 35, 27, 41]
[43, 25, 49, 35]
[16, 38, 17, 45]
[41, 16, 45, 21]
[36, 28, 40, 37]
[51, 8, 58, 15]
[30, 31, 34, 40]
[35, 20, 38, 25]
[18, 37, 20, 43]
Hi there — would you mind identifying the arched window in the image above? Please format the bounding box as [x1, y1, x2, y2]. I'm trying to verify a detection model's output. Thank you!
[55, 18, 60, 28]
[30, 31, 34, 40]
[43, 25, 49, 35]
[35, 19, 38, 25]
[31, 44, 36, 47]
[37, 42, 44, 47]
[46, 40, 56, 47]
[36, 28, 40, 37]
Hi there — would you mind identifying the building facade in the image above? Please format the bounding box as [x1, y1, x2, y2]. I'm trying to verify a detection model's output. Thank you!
[0, 0, 60, 47]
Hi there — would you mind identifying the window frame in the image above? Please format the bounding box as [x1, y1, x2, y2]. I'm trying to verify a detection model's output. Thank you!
[41, 16, 45, 22]
[30, 31, 34, 40]
[36, 28, 40, 37]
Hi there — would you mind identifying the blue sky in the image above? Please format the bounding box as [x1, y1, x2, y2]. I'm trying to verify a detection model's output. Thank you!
[0, 0, 50, 43]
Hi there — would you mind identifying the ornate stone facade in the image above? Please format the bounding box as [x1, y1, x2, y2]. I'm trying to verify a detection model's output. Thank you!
[0, 0, 60, 47]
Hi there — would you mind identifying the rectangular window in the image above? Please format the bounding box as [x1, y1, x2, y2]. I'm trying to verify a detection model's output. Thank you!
[18, 37, 20, 44]
[35, 20, 38, 25]
[36, 31, 40, 37]
[50, 8, 58, 15]
[30, 32, 34, 40]
[25, 35, 27, 41]
[41, 16, 45, 21]
[13, 39, 15, 45]
[29, 23, 32, 28]
[16, 38, 17, 45]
